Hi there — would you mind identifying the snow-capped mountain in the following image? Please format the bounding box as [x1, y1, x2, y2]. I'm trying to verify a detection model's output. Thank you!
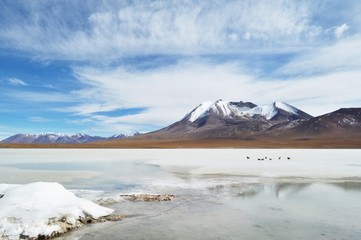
[108, 132, 141, 140]
[0, 133, 106, 144]
[185, 99, 311, 124]
[143, 99, 313, 140]
[0, 132, 141, 144]
[140, 99, 361, 141]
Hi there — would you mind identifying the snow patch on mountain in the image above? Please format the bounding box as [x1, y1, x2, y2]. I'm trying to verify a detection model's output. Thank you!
[211, 99, 232, 116]
[186, 100, 306, 122]
[188, 101, 214, 122]
[274, 101, 299, 115]
[244, 104, 278, 120]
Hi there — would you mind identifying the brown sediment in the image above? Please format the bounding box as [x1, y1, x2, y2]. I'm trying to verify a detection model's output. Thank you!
[0, 136, 360, 148]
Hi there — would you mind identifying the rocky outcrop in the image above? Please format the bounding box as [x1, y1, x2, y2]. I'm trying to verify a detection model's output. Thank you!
[120, 194, 175, 202]
[16, 213, 124, 240]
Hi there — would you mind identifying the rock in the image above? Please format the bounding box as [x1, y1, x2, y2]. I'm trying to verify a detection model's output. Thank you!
[120, 194, 175, 202]
[103, 214, 124, 221]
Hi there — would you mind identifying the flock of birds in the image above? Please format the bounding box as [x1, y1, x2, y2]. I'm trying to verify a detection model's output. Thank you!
[246, 156, 291, 161]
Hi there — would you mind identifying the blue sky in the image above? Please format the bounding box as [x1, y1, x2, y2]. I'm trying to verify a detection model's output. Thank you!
[1, 0, 361, 139]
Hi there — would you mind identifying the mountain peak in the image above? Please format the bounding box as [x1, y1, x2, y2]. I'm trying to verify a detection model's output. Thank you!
[185, 100, 311, 123]
[188, 101, 214, 122]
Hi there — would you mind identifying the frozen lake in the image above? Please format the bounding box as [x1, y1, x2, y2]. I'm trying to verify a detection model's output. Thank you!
[1, 149, 361, 239]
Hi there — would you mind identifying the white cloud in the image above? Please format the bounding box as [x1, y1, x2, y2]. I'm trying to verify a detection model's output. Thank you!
[61, 103, 121, 116]
[279, 34, 361, 75]
[7, 77, 27, 86]
[29, 116, 52, 123]
[5, 90, 75, 103]
[334, 23, 349, 38]
[0, 0, 323, 61]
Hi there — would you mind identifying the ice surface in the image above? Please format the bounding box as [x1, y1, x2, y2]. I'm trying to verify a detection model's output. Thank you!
[1, 148, 361, 200]
[1, 149, 360, 180]
[0, 182, 114, 239]
[146, 149, 361, 179]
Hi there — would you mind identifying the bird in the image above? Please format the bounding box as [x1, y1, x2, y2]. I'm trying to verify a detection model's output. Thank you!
[269, 158, 272, 160]
[287, 157, 291, 160]
[246, 156, 250, 159]
[278, 157, 281, 160]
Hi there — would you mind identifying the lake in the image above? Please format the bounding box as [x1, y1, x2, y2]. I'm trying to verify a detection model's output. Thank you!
[1, 149, 360, 239]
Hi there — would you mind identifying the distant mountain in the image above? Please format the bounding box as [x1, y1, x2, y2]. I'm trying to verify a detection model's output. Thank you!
[1, 132, 141, 144]
[108, 132, 141, 140]
[286, 108, 361, 137]
[142, 100, 312, 139]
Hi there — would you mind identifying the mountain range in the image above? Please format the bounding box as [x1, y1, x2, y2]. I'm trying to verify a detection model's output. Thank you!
[0, 132, 140, 144]
[1, 99, 360, 146]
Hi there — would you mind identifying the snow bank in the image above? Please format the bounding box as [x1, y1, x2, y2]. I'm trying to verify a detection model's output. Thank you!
[0, 182, 114, 240]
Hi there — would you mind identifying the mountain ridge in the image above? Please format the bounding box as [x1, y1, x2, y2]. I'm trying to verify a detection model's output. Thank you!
[1, 100, 360, 146]
[1, 132, 140, 144]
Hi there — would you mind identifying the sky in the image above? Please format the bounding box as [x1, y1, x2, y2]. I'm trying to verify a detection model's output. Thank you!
[1, 0, 361, 139]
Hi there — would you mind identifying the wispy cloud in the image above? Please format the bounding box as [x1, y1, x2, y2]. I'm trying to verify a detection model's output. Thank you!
[29, 116, 52, 123]
[279, 34, 361, 75]
[5, 90, 76, 103]
[60, 103, 124, 116]
[7, 77, 28, 86]
[334, 23, 349, 38]
[0, 0, 342, 61]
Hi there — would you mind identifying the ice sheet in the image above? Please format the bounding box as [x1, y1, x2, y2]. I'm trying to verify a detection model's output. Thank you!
[146, 149, 361, 179]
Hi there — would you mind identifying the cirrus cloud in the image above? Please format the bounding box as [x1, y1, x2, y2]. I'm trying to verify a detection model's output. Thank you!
[0, 0, 337, 61]
[6, 77, 28, 86]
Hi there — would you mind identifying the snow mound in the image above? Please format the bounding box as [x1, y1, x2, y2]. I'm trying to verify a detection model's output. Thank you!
[0, 182, 114, 240]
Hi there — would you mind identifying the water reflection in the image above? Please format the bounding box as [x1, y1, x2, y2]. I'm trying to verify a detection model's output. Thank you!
[61, 181, 361, 240]
[329, 182, 361, 191]
[274, 182, 311, 198]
